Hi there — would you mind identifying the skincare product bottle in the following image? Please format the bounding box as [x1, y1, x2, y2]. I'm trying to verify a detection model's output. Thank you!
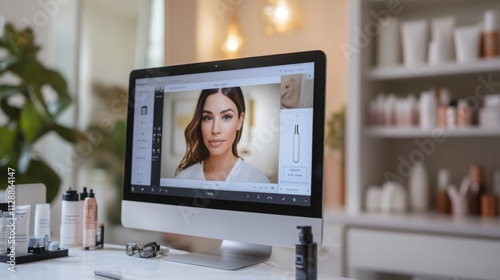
[83, 189, 98, 249]
[468, 165, 486, 216]
[401, 19, 429, 66]
[409, 161, 429, 212]
[380, 181, 407, 213]
[446, 101, 457, 129]
[495, 170, 500, 214]
[481, 193, 498, 217]
[0, 214, 7, 254]
[457, 99, 472, 127]
[482, 10, 499, 58]
[431, 17, 455, 63]
[78, 187, 89, 245]
[419, 91, 437, 129]
[293, 124, 300, 163]
[454, 25, 481, 63]
[14, 205, 31, 255]
[377, 17, 401, 67]
[60, 187, 80, 247]
[437, 88, 450, 128]
[34, 203, 51, 240]
[436, 169, 452, 214]
[481, 170, 500, 217]
[296, 226, 317, 280]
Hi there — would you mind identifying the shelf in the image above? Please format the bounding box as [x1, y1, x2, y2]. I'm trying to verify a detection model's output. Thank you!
[368, 58, 500, 81]
[324, 210, 500, 239]
[366, 126, 500, 138]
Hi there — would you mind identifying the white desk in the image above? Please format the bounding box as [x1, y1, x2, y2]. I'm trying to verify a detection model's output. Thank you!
[1, 245, 349, 280]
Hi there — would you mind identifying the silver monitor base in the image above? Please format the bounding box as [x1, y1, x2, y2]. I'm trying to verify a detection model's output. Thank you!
[165, 240, 272, 270]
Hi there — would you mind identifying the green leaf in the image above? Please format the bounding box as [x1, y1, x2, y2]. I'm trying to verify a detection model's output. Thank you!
[17, 159, 61, 203]
[0, 98, 21, 120]
[0, 84, 22, 98]
[0, 56, 18, 72]
[45, 69, 69, 98]
[28, 85, 51, 121]
[20, 101, 45, 143]
[18, 145, 31, 173]
[49, 94, 71, 117]
[53, 124, 87, 143]
[0, 124, 17, 159]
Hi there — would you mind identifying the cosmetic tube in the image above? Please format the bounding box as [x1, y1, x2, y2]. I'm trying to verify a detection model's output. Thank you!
[34, 203, 51, 240]
[454, 25, 481, 63]
[293, 125, 300, 163]
[14, 205, 31, 255]
[83, 189, 97, 249]
[482, 10, 499, 57]
[401, 20, 429, 67]
[430, 17, 455, 63]
[0, 215, 7, 254]
[377, 17, 401, 67]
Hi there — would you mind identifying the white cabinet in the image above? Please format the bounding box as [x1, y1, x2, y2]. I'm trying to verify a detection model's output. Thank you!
[342, 0, 500, 278]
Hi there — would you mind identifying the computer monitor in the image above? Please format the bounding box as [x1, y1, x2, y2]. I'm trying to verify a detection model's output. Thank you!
[122, 50, 326, 270]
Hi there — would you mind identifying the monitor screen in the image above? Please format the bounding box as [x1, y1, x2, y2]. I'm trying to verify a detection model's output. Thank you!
[122, 51, 326, 269]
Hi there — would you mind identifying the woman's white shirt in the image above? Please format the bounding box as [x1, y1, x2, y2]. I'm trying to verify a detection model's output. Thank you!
[175, 158, 269, 183]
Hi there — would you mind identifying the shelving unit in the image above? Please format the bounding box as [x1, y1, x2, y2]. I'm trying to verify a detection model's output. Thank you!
[366, 126, 500, 138]
[342, 0, 500, 278]
[368, 57, 500, 80]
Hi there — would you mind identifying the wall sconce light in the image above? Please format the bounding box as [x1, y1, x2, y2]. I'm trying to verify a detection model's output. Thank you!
[222, 23, 243, 57]
[261, 0, 307, 35]
[222, 14, 243, 58]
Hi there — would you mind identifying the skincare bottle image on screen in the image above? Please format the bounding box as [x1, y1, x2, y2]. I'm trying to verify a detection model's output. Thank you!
[83, 189, 98, 249]
[60, 188, 80, 247]
[296, 226, 317, 280]
[293, 124, 300, 163]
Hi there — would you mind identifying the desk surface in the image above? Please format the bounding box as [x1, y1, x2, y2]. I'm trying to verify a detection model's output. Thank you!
[1, 245, 348, 280]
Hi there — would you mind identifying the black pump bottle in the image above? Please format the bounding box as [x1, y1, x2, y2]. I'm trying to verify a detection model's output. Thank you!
[295, 226, 317, 280]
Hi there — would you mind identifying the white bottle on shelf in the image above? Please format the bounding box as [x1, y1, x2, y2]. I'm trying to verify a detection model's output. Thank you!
[408, 161, 429, 212]
[419, 91, 437, 130]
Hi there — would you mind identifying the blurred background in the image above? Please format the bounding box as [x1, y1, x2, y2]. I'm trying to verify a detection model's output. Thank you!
[1, 0, 500, 279]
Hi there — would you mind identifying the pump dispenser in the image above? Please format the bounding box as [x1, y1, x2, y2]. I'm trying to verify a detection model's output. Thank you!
[295, 226, 317, 280]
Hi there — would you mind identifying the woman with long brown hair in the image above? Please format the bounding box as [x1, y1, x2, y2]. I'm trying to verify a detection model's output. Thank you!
[175, 87, 269, 183]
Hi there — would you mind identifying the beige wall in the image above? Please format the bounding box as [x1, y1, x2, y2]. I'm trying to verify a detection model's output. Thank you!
[165, 0, 348, 113]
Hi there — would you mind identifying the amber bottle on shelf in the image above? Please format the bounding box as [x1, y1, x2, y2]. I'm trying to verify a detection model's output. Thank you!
[468, 165, 485, 216]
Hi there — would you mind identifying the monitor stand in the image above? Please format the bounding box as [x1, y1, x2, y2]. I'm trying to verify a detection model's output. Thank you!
[165, 240, 272, 270]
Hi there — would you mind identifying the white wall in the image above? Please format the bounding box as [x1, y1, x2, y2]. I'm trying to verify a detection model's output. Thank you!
[165, 0, 348, 113]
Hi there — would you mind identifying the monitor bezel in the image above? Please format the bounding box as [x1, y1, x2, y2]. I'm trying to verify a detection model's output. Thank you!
[123, 50, 326, 219]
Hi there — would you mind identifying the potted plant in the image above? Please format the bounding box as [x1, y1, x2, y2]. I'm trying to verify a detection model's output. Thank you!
[0, 23, 85, 202]
[324, 107, 346, 209]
